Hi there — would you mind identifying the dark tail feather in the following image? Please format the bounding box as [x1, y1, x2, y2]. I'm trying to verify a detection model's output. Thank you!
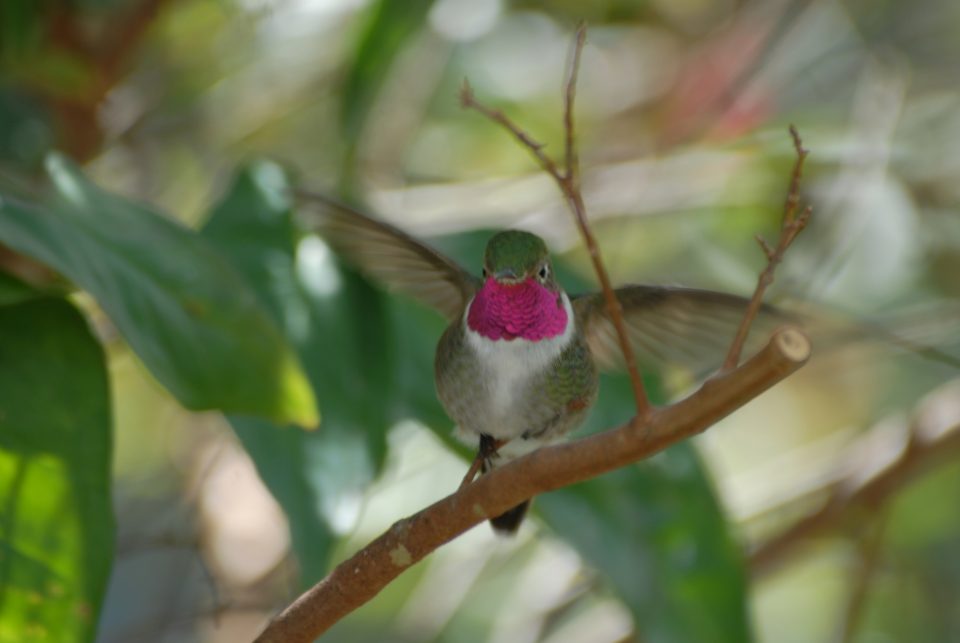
[490, 499, 531, 534]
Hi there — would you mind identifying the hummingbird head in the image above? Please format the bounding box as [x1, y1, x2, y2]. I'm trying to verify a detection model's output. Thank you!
[467, 231, 568, 341]
[482, 230, 556, 287]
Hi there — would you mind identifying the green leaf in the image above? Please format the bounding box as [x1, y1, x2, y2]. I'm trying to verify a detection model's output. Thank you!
[202, 164, 397, 581]
[0, 272, 41, 306]
[0, 153, 318, 427]
[0, 297, 113, 643]
[538, 375, 752, 643]
[0, 0, 42, 56]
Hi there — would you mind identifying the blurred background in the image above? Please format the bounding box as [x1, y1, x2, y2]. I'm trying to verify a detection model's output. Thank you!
[1, 0, 960, 641]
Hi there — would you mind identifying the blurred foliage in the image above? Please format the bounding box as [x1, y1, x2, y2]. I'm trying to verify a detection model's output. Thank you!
[0, 155, 317, 426]
[538, 375, 751, 643]
[0, 296, 113, 643]
[0, 0, 959, 642]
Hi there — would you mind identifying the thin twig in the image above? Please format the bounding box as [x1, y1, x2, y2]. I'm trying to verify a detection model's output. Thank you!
[723, 125, 810, 370]
[461, 27, 652, 417]
[783, 125, 809, 224]
[459, 81, 562, 180]
[254, 328, 810, 643]
[563, 23, 587, 182]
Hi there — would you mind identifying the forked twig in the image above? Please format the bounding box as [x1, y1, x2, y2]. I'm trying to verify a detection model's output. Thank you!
[723, 125, 811, 370]
[461, 24, 652, 417]
[458, 81, 562, 179]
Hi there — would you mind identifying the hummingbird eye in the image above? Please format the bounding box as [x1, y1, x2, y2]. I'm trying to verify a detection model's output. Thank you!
[482, 267, 488, 278]
[538, 265, 549, 280]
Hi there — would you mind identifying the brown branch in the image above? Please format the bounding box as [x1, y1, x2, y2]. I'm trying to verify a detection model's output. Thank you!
[253, 327, 810, 643]
[749, 410, 960, 576]
[723, 125, 810, 370]
[460, 27, 652, 417]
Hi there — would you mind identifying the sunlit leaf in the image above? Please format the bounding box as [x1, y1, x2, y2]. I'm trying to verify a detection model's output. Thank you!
[0, 297, 113, 643]
[0, 153, 318, 427]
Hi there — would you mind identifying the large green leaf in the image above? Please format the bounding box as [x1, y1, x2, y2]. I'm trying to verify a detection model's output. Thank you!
[0, 297, 113, 643]
[538, 374, 752, 643]
[0, 154, 317, 427]
[202, 164, 397, 581]
[0, 272, 42, 306]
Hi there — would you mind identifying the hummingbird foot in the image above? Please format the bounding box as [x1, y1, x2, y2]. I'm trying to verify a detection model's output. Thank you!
[459, 434, 509, 488]
[478, 433, 508, 472]
[459, 434, 531, 534]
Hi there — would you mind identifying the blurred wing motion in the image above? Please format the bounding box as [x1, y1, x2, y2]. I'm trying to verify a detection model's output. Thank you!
[574, 286, 788, 376]
[296, 191, 479, 320]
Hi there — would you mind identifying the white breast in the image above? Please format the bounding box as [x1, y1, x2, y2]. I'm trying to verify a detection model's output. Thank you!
[463, 292, 576, 439]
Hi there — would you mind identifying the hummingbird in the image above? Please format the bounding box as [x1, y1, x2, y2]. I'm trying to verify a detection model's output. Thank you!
[300, 194, 772, 533]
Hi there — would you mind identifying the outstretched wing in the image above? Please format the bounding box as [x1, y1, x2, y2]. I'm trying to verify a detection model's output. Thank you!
[296, 191, 479, 320]
[573, 286, 789, 376]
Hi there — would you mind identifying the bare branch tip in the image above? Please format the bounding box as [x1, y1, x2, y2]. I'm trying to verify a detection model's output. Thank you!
[574, 21, 588, 44]
[788, 124, 808, 158]
[774, 327, 812, 363]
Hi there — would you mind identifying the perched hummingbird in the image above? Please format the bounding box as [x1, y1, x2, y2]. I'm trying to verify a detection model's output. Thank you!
[301, 195, 769, 533]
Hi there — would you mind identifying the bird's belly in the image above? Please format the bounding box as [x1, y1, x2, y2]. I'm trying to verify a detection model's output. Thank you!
[474, 343, 546, 439]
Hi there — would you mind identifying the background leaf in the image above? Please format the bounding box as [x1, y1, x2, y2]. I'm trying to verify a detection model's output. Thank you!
[538, 374, 752, 643]
[0, 272, 42, 306]
[0, 297, 113, 643]
[0, 154, 318, 427]
[201, 164, 401, 581]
